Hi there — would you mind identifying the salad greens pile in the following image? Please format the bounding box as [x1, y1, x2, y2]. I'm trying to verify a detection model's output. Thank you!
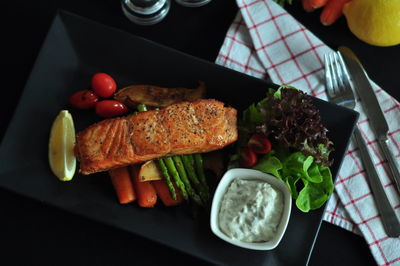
[231, 86, 334, 212]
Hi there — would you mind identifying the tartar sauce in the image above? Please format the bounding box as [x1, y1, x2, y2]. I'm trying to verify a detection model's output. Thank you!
[218, 179, 283, 243]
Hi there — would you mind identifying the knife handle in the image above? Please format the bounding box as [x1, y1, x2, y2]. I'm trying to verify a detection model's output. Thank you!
[378, 138, 400, 194]
[353, 128, 400, 237]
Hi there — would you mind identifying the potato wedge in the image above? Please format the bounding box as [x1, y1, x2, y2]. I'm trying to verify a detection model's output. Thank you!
[114, 82, 206, 108]
[138, 160, 163, 182]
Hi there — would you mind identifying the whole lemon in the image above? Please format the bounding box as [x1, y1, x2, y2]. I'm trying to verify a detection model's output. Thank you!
[343, 0, 400, 47]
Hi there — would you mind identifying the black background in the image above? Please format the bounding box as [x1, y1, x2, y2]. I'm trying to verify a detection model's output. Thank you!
[3, 0, 399, 265]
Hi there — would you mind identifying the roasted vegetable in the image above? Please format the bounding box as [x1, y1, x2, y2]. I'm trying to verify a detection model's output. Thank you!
[171, 156, 203, 206]
[138, 160, 163, 182]
[130, 165, 157, 208]
[163, 157, 189, 201]
[181, 155, 209, 204]
[114, 82, 206, 108]
[152, 179, 184, 207]
[157, 159, 177, 200]
[193, 154, 209, 191]
[109, 166, 136, 204]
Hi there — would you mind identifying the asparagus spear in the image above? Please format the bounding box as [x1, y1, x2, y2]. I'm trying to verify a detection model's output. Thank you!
[181, 155, 209, 203]
[172, 156, 203, 206]
[157, 159, 177, 200]
[163, 157, 189, 201]
[137, 103, 148, 112]
[193, 153, 209, 191]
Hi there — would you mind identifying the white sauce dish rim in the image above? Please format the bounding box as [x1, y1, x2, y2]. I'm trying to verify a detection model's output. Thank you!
[210, 168, 292, 250]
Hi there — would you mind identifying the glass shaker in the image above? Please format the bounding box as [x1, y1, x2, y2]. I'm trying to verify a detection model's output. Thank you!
[175, 0, 212, 7]
[121, 0, 171, 25]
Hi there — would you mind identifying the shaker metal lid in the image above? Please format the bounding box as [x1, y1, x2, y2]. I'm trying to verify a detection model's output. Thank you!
[122, 0, 167, 15]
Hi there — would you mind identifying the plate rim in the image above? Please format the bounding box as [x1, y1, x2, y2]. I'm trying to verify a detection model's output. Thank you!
[0, 10, 360, 266]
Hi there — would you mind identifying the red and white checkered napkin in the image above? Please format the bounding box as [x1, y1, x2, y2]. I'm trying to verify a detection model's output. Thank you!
[215, 0, 400, 264]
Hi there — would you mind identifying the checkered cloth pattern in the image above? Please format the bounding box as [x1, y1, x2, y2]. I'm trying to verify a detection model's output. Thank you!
[215, 0, 400, 265]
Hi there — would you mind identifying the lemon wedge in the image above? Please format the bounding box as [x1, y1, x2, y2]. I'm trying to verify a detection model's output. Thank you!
[48, 110, 76, 181]
[343, 0, 400, 47]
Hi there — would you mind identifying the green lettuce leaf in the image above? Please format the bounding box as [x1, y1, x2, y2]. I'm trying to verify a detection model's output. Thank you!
[282, 152, 324, 183]
[243, 104, 264, 124]
[295, 166, 334, 212]
[285, 175, 301, 199]
[253, 154, 283, 179]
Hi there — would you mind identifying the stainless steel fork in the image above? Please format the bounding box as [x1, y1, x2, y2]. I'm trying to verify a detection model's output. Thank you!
[324, 52, 400, 237]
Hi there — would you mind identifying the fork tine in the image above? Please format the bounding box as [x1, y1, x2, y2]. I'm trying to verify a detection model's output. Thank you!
[324, 51, 356, 109]
[324, 54, 334, 98]
[329, 53, 341, 96]
[337, 52, 354, 95]
[333, 53, 346, 94]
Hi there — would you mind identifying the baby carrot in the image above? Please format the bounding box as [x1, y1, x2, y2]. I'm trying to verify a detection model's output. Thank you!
[152, 180, 184, 207]
[109, 167, 136, 204]
[320, 0, 351, 26]
[309, 0, 328, 9]
[302, 0, 315, 12]
[130, 165, 158, 208]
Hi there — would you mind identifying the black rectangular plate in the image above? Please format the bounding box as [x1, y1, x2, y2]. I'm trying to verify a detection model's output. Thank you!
[0, 11, 358, 266]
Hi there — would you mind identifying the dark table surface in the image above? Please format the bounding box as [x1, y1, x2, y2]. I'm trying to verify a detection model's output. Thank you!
[3, 1, 399, 265]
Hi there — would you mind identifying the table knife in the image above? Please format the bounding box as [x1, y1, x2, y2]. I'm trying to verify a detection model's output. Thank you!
[353, 128, 400, 237]
[338, 46, 400, 194]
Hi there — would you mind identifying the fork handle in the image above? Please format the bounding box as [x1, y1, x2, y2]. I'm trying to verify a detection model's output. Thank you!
[353, 128, 400, 237]
[378, 138, 400, 194]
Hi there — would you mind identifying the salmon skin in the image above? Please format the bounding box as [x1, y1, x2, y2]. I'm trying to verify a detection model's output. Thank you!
[75, 99, 237, 175]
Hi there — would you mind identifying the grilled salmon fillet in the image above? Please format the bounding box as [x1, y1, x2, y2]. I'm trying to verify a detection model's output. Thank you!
[75, 99, 237, 175]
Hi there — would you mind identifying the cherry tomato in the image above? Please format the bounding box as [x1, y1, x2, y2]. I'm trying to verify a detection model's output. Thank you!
[91, 73, 117, 98]
[248, 133, 272, 154]
[95, 100, 128, 118]
[240, 147, 258, 168]
[69, 90, 99, 109]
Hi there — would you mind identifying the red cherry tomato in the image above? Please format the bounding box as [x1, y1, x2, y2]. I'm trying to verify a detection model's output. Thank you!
[91, 73, 117, 98]
[240, 147, 258, 168]
[95, 100, 128, 118]
[69, 90, 99, 109]
[248, 133, 272, 154]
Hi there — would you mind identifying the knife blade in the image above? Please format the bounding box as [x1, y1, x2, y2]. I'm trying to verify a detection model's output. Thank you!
[338, 46, 400, 193]
[353, 128, 400, 237]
